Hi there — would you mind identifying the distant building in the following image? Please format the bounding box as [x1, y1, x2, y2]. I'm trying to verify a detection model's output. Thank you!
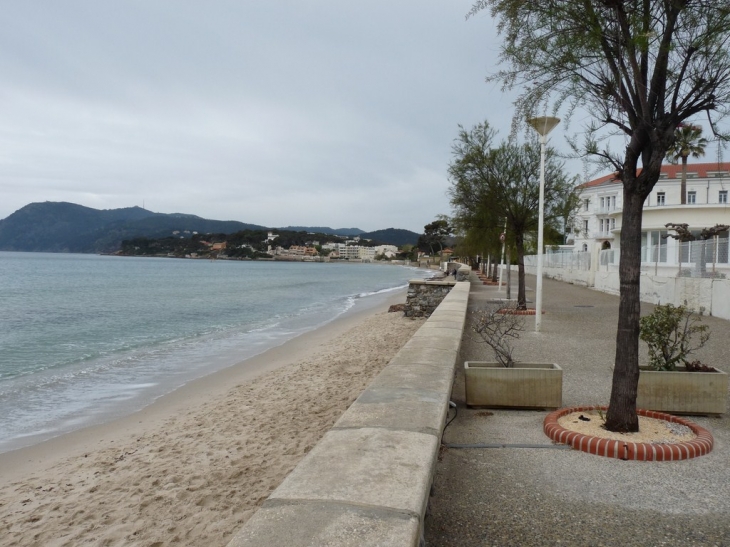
[374, 244, 398, 258]
[287, 245, 318, 257]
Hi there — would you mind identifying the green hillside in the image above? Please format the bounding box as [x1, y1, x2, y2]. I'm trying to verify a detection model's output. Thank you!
[0, 202, 267, 253]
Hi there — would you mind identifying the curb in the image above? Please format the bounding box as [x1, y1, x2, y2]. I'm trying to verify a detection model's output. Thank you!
[543, 406, 714, 461]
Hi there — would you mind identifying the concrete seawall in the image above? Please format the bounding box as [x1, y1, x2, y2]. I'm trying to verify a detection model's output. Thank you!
[226, 269, 471, 546]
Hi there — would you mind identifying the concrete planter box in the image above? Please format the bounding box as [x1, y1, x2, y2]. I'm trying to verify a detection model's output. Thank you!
[464, 362, 563, 409]
[637, 366, 728, 415]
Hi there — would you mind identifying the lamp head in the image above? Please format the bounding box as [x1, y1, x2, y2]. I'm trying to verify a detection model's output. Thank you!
[527, 116, 561, 137]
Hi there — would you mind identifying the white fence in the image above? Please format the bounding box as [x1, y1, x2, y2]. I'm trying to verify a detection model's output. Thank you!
[524, 250, 591, 271]
[518, 243, 730, 320]
[595, 239, 729, 277]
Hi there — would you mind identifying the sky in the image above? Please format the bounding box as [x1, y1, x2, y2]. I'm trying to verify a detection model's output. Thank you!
[0, 1, 580, 233]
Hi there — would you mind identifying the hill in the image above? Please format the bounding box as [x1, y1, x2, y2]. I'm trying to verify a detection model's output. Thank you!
[360, 228, 419, 247]
[0, 202, 422, 253]
[0, 202, 267, 253]
[277, 226, 365, 237]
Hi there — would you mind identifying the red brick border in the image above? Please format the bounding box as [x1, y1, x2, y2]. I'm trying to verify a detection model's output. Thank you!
[496, 308, 545, 315]
[543, 406, 714, 461]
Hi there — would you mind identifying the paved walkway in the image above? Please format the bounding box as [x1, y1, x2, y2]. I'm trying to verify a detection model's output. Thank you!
[424, 273, 730, 546]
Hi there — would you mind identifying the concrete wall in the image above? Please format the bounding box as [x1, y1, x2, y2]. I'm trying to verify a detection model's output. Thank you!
[226, 281, 471, 547]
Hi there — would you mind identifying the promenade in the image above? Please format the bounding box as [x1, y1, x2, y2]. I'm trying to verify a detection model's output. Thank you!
[425, 273, 730, 546]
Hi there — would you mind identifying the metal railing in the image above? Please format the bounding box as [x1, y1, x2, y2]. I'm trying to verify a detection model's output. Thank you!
[640, 238, 728, 277]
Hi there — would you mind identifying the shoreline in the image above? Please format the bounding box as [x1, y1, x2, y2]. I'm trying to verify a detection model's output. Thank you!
[1, 288, 407, 479]
[0, 288, 424, 546]
[0, 260, 429, 456]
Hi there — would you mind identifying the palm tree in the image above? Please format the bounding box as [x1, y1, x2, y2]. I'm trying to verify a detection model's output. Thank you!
[666, 125, 708, 205]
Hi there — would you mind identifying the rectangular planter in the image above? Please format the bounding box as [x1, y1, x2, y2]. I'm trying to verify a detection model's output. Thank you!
[637, 366, 728, 415]
[464, 361, 563, 409]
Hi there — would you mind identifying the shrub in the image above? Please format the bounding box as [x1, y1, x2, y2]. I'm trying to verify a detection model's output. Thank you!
[639, 303, 710, 371]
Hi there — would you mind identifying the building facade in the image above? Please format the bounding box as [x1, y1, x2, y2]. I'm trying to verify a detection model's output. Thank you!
[572, 162, 730, 269]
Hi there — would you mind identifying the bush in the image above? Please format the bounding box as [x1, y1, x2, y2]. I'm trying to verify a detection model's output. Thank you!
[639, 303, 710, 371]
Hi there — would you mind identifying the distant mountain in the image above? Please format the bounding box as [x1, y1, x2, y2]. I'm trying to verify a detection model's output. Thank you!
[278, 226, 365, 237]
[0, 202, 267, 253]
[360, 228, 419, 247]
[278, 226, 419, 246]
[0, 202, 422, 253]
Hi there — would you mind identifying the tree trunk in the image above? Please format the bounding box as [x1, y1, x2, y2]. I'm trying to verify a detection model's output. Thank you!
[506, 246, 511, 300]
[680, 156, 688, 205]
[604, 188, 643, 433]
[491, 255, 499, 282]
[515, 234, 527, 309]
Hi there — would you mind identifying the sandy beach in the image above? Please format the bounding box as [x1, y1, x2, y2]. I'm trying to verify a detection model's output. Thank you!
[0, 293, 424, 547]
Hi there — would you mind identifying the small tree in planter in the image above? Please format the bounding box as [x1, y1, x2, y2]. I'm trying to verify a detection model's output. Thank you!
[639, 303, 710, 371]
[466, 303, 563, 408]
[637, 303, 726, 414]
[472, 303, 525, 367]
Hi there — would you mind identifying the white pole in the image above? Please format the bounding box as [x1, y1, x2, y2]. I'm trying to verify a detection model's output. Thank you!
[535, 134, 546, 331]
[498, 218, 507, 292]
[527, 116, 559, 333]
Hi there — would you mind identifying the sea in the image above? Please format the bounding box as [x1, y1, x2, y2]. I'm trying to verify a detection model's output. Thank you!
[0, 252, 431, 454]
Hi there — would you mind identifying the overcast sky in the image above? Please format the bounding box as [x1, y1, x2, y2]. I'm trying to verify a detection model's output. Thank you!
[0, 1, 583, 233]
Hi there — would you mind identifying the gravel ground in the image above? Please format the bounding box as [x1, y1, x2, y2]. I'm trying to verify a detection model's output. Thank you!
[424, 273, 730, 547]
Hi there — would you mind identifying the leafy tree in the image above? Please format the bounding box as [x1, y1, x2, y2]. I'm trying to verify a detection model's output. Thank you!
[666, 125, 708, 204]
[419, 218, 452, 255]
[471, 0, 730, 432]
[449, 121, 576, 309]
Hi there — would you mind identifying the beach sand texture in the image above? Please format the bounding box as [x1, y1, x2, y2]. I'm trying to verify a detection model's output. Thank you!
[0, 308, 424, 547]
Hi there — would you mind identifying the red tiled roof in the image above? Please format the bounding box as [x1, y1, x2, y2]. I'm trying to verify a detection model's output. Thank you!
[579, 161, 730, 189]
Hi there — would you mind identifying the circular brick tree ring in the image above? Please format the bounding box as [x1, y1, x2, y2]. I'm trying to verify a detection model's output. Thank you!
[496, 308, 545, 315]
[544, 406, 714, 461]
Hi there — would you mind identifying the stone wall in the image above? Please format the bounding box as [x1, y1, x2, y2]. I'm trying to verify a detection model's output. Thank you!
[405, 280, 455, 318]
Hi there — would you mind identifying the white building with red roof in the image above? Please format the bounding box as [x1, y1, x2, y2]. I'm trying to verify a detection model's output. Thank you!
[572, 162, 730, 269]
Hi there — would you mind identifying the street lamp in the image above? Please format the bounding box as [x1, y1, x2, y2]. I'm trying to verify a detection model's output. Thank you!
[527, 116, 560, 332]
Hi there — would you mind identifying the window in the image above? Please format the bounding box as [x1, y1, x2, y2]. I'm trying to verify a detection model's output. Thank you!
[720, 190, 728, 204]
[611, 218, 616, 230]
[687, 191, 696, 204]
[656, 192, 666, 205]
[583, 220, 589, 234]
[611, 196, 616, 209]
[600, 197, 605, 209]
[583, 198, 590, 211]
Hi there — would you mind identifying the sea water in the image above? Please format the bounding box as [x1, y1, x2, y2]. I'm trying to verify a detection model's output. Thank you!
[0, 252, 430, 453]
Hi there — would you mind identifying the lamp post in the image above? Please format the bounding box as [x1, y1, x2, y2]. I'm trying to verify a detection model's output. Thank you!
[527, 116, 560, 332]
